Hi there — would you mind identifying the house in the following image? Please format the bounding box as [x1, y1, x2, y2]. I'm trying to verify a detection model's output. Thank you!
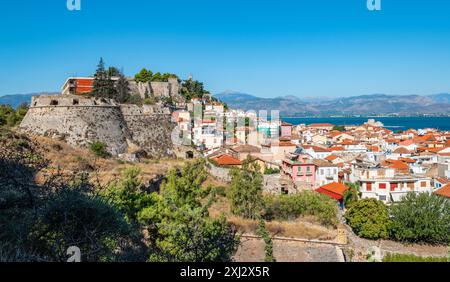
[61, 77, 95, 95]
[434, 183, 450, 198]
[353, 165, 433, 204]
[210, 153, 242, 167]
[308, 123, 334, 131]
[282, 154, 316, 189]
[313, 159, 339, 187]
[316, 182, 349, 209]
[303, 145, 332, 159]
[230, 144, 261, 161]
[261, 141, 297, 163]
[390, 146, 412, 159]
[281, 122, 293, 138]
[311, 134, 328, 145]
[433, 177, 449, 189]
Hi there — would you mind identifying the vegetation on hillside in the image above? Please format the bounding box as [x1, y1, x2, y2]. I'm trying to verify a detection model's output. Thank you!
[389, 193, 450, 244]
[344, 198, 391, 239]
[382, 253, 449, 262]
[0, 131, 239, 262]
[0, 103, 28, 127]
[134, 68, 178, 83]
[263, 192, 338, 227]
[345, 193, 450, 244]
[228, 159, 264, 220]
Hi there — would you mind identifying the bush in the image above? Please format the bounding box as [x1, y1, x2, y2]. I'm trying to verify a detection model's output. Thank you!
[229, 160, 264, 219]
[382, 253, 449, 262]
[264, 167, 280, 175]
[343, 182, 360, 209]
[0, 104, 28, 127]
[389, 192, 450, 244]
[344, 198, 391, 239]
[263, 191, 338, 226]
[89, 141, 110, 158]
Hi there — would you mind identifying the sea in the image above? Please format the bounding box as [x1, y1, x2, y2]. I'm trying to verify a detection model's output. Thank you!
[281, 117, 450, 131]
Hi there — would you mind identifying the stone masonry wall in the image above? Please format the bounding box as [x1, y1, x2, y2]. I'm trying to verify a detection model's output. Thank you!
[20, 105, 128, 155]
[20, 95, 175, 157]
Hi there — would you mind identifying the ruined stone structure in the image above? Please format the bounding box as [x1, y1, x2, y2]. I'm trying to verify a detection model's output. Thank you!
[20, 95, 175, 157]
[128, 77, 184, 102]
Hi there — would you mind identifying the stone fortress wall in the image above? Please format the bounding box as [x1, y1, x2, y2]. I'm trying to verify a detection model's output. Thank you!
[20, 94, 175, 157]
[128, 77, 182, 102]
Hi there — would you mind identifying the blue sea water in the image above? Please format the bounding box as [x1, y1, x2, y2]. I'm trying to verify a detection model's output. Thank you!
[282, 117, 450, 131]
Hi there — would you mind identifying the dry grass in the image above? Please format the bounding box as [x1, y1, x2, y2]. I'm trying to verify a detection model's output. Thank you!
[31, 135, 186, 186]
[209, 194, 336, 240]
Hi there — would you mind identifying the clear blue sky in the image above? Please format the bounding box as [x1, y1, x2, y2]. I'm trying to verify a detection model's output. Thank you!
[1, 0, 450, 98]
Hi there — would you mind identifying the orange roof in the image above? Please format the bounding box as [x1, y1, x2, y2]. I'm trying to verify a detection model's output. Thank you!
[388, 161, 409, 170]
[316, 182, 349, 200]
[393, 147, 411, 154]
[399, 139, 414, 146]
[325, 155, 338, 161]
[278, 141, 296, 147]
[398, 157, 416, 163]
[329, 146, 345, 151]
[211, 154, 242, 166]
[309, 123, 334, 127]
[434, 183, 450, 198]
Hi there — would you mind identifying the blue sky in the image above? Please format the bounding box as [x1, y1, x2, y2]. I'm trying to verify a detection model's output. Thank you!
[1, 0, 450, 98]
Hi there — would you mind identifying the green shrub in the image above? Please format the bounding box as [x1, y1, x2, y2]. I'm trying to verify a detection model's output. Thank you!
[263, 191, 338, 226]
[264, 167, 280, 175]
[389, 192, 450, 244]
[344, 198, 391, 239]
[382, 253, 449, 262]
[89, 141, 110, 158]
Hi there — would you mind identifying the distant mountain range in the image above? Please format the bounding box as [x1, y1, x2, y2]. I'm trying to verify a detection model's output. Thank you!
[215, 92, 450, 117]
[0, 92, 58, 108]
[2, 91, 450, 116]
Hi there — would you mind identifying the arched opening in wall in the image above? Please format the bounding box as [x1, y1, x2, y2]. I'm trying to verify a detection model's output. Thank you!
[100, 98, 107, 104]
[73, 99, 79, 105]
[33, 102, 37, 106]
[186, 151, 194, 159]
[50, 100, 59, 106]
[93, 100, 98, 105]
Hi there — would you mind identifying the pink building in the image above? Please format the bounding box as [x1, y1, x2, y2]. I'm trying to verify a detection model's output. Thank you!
[282, 154, 316, 188]
[281, 122, 293, 138]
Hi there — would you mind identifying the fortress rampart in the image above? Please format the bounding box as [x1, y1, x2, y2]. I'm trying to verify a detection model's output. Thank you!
[20, 95, 175, 157]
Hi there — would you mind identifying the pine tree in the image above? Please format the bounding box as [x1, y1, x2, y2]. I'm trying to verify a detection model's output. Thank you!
[116, 71, 131, 103]
[92, 58, 116, 98]
[229, 157, 264, 219]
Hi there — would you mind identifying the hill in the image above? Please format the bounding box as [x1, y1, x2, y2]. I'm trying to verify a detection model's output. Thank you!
[0, 92, 58, 108]
[215, 92, 450, 116]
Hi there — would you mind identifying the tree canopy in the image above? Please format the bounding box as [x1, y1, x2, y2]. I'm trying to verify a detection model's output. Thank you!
[344, 198, 391, 239]
[389, 192, 450, 244]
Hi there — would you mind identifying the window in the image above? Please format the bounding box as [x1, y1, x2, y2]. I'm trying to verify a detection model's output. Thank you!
[420, 181, 427, 187]
[320, 169, 324, 175]
[366, 183, 372, 191]
[50, 100, 58, 106]
[73, 99, 79, 105]
[407, 182, 414, 189]
[390, 183, 398, 191]
[379, 195, 387, 201]
[306, 166, 311, 173]
[379, 183, 386, 189]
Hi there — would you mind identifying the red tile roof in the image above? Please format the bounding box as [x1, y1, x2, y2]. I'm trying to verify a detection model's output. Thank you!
[325, 155, 338, 161]
[393, 147, 411, 154]
[309, 123, 334, 127]
[434, 183, 450, 198]
[316, 182, 348, 200]
[211, 154, 242, 166]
